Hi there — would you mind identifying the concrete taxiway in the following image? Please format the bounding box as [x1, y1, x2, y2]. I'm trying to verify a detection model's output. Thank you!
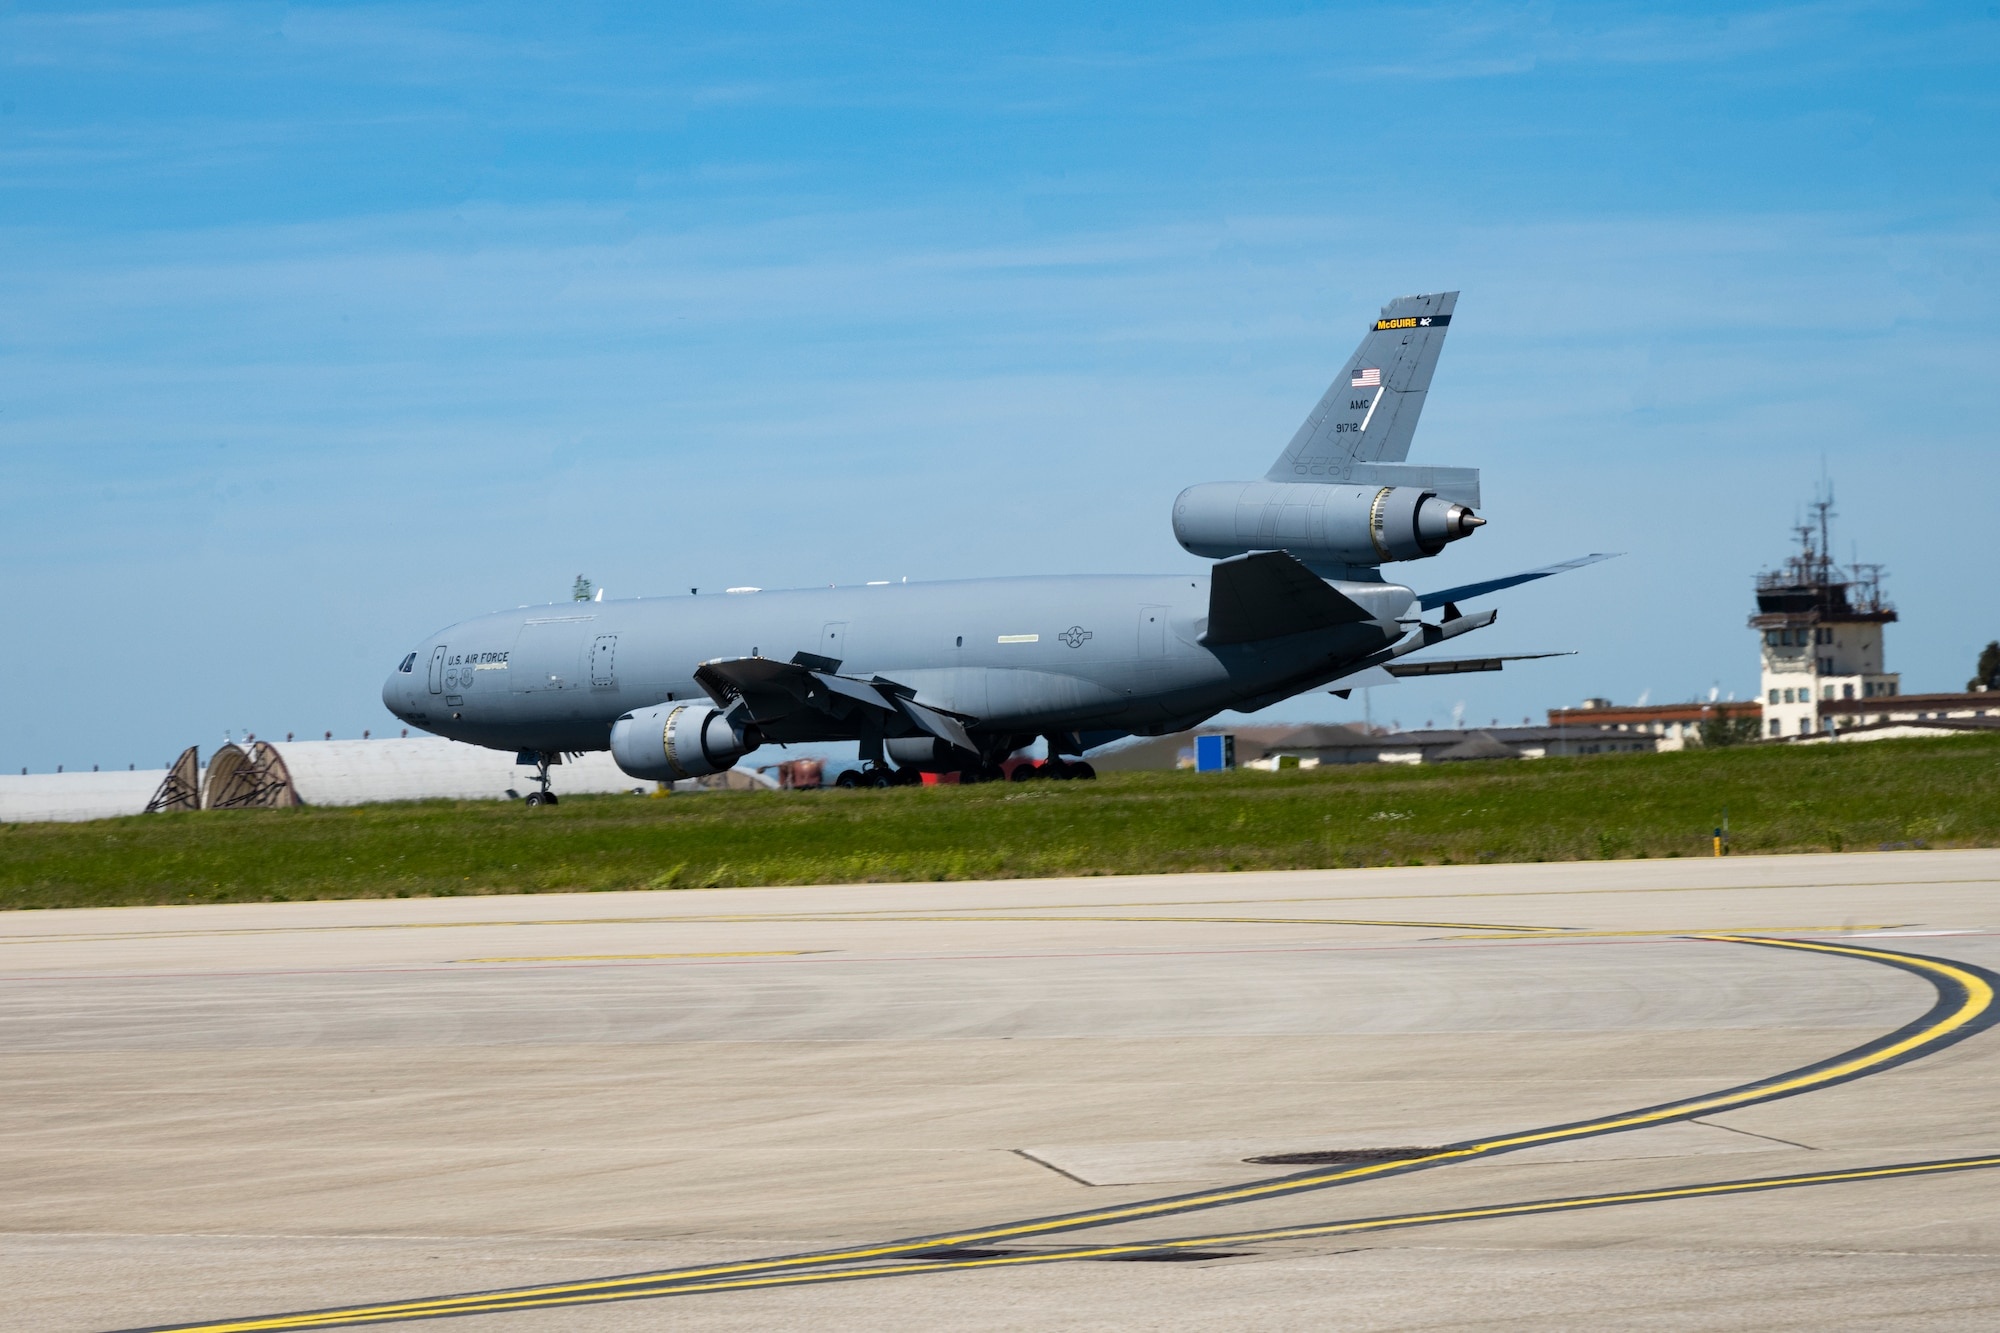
[5, 850, 2000, 1330]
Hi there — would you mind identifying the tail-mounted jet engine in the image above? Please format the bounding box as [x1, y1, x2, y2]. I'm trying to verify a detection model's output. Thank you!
[1173, 481, 1483, 568]
[610, 703, 760, 781]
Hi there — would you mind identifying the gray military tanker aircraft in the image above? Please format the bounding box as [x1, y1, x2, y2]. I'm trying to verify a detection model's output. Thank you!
[384, 291, 1608, 801]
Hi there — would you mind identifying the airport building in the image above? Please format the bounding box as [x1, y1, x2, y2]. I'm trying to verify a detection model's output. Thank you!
[1543, 698, 1759, 752]
[1750, 494, 1900, 738]
[1551, 491, 1999, 745]
[1749, 494, 2000, 739]
[1093, 722, 1656, 770]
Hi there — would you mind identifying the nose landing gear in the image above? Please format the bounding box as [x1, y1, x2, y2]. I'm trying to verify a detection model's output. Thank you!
[522, 752, 561, 807]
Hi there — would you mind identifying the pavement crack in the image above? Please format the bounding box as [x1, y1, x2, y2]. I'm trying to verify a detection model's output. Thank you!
[1011, 1149, 1098, 1187]
[1690, 1117, 1817, 1150]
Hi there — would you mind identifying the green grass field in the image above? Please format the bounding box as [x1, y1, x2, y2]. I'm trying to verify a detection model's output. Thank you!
[4, 733, 1997, 911]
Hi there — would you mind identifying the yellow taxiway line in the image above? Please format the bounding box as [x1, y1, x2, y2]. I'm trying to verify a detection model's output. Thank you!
[135, 933, 1997, 1332]
[298, 1154, 2000, 1311]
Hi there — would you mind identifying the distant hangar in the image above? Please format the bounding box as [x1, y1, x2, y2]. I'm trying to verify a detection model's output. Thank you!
[0, 738, 646, 824]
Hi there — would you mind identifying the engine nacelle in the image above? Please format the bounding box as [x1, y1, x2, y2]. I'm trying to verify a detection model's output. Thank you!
[1173, 481, 1482, 566]
[884, 736, 964, 772]
[610, 703, 760, 781]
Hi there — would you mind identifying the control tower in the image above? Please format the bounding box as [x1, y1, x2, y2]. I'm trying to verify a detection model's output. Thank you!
[1750, 487, 1899, 739]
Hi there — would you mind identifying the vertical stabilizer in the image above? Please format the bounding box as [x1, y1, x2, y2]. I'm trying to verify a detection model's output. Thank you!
[1268, 291, 1457, 480]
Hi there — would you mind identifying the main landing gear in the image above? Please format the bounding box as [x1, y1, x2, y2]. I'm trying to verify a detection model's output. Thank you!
[1009, 757, 1097, 781]
[836, 737, 924, 788]
[832, 735, 1097, 787]
[835, 764, 919, 788]
[1008, 734, 1097, 781]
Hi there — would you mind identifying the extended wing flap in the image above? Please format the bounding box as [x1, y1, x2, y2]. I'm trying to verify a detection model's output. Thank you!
[897, 696, 978, 753]
[695, 654, 978, 752]
[696, 656, 890, 726]
[811, 670, 895, 711]
[1204, 550, 1375, 646]
[694, 656, 814, 716]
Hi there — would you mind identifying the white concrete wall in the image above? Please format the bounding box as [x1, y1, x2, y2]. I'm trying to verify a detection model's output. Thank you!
[1800, 723, 1973, 745]
[0, 769, 168, 823]
[267, 739, 645, 806]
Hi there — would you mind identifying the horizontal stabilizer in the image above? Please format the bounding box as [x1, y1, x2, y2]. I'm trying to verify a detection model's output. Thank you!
[1330, 651, 1574, 693]
[1417, 552, 1618, 611]
[1389, 650, 1573, 678]
[1340, 462, 1480, 508]
[1205, 550, 1376, 646]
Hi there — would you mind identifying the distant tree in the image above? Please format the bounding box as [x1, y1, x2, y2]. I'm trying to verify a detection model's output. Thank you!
[572, 574, 593, 603]
[1970, 640, 2000, 692]
[1698, 707, 1762, 748]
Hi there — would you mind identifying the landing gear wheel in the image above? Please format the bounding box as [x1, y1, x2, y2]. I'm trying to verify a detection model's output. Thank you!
[1009, 763, 1037, 782]
[892, 766, 923, 787]
[525, 751, 560, 807]
[973, 765, 1005, 784]
[1070, 761, 1096, 781]
[867, 768, 895, 789]
[1045, 759, 1074, 781]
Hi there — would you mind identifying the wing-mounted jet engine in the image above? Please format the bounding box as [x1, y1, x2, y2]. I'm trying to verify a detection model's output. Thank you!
[1173, 290, 1484, 577]
[609, 702, 759, 781]
[607, 650, 982, 782]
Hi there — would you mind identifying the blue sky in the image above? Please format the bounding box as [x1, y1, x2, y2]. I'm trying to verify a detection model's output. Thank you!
[3, 2, 1998, 771]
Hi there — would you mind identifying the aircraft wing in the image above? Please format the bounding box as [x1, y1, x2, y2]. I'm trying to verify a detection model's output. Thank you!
[1416, 552, 1618, 611]
[695, 653, 978, 753]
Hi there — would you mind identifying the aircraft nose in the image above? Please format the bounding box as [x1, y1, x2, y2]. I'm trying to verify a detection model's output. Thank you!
[382, 649, 421, 717]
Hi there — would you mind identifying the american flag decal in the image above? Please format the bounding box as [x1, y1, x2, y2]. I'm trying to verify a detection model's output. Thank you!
[1351, 367, 1381, 387]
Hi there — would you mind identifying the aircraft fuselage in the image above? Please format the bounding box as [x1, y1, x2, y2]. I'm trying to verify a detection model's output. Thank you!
[382, 573, 1415, 755]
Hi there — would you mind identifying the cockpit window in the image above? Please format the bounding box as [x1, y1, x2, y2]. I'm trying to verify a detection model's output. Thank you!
[398, 653, 418, 673]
